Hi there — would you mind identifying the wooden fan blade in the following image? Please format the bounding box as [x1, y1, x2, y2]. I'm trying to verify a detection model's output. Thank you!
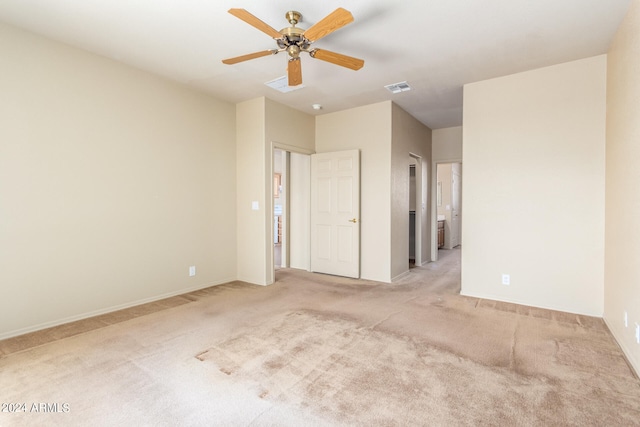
[228, 8, 282, 39]
[288, 58, 303, 86]
[304, 7, 354, 42]
[311, 49, 364, 70]
[222, 50, 277, 65]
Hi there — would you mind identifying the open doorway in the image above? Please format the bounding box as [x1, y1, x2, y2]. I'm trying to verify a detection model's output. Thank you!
[273, 149, 285, 269]
[409, 153, 422, 268]
[436, 162, 462, 253]
[271, 145, 312, 279]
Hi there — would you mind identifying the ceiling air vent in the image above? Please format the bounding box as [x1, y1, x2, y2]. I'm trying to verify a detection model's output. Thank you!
[384, 81, 411, 94]
[265, 76, 305, 93]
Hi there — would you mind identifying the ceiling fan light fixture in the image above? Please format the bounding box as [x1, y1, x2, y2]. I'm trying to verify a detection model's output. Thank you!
[287, 44, 301, 58]
[385, 81, 412, 94]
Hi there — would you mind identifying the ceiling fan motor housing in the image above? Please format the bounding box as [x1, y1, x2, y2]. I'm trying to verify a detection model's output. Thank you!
[278, 25, 311, 58]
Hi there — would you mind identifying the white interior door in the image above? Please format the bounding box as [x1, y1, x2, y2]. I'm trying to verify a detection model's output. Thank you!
[310, 150, 360, 278]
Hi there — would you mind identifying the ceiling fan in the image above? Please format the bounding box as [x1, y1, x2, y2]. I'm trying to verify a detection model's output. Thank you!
[222, 8, 364, 86]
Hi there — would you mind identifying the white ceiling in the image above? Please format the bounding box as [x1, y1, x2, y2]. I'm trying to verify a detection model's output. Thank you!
[0, 0, 631, 129]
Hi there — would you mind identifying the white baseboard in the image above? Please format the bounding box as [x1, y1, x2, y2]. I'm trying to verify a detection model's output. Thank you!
[392, 270, 412, 282]
[603, 317, 640, 378]
[460, 290, 602, 317]
[461, 291, 638, 378]
[0, 277, 236, 341]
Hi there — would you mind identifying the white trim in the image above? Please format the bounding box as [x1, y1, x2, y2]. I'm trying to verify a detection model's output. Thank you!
[604, 317, 640, 378]
[392, 270, 412, 282]
[460, 290, 603, 317]
[409, 153, 422, 267]
[272, 141, 314, 156]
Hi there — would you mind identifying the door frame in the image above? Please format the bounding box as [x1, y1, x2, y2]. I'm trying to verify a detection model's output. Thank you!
[450, 164, 462, 248]
[431, 159, 463, 262]
[409, 153, 423, 266]
[267, 141, 315, 285]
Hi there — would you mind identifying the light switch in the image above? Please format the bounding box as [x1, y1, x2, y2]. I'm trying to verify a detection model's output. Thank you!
[251, 201, 259, 210]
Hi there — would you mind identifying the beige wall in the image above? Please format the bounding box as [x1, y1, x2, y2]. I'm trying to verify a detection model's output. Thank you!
[265, 98, 315, 151]
[236, 97, 315, 285]
[0, 23, 237, 338]
[390, 103, 433, 279]
[316, 102, 392, 282]
[432, 126, 463, 162]
[462, 55, 607, 316]
[604, 0, 640, 374]
[235, 98, 267, 284]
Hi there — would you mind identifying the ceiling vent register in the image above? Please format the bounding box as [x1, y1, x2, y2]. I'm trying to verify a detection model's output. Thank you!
[385, 81, 412, 94]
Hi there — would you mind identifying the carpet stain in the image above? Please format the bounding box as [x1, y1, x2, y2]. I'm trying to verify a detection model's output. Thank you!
[194, 347, 239, 376]
[263, 358, 285, 372]
[191, 298, 640, 425]
[194, 310, 547, 424]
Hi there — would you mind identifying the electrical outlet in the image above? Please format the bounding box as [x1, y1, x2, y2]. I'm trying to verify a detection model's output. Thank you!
[624, 311, 628, 328]
[502, 274, 510, 286]
[189, 266, 196, 277]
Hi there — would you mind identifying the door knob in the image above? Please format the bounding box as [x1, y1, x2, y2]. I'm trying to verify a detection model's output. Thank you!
[348, 218, 358, 223]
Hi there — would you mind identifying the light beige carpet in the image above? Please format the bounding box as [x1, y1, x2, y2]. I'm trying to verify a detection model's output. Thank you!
[1, 249, 639, 426]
